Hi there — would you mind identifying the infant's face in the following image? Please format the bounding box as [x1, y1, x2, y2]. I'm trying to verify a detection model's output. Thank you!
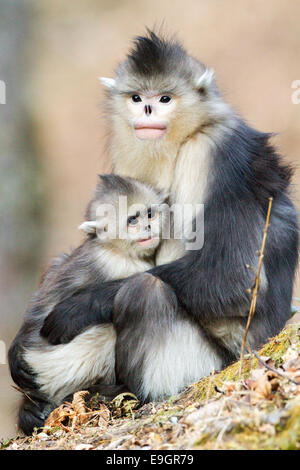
[126, 205, 161, 250]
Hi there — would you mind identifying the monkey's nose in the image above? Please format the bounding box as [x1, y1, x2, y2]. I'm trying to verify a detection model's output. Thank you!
[144, 105, 152, 115]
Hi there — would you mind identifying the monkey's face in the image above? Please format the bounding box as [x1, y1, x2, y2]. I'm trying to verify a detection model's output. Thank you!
[118, 188, 169, 256]
[103, 77, 227, 148]
[125, 205, 162, 252]
[125, 92, 177, 140]
[110, 86, 209, 146]
[101, 32, 231, 150]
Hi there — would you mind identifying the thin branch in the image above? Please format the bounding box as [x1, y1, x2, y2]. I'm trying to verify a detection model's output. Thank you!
[246, 344, 300, 386]
[239, 197, 273, 377]
[11, 385, 39, 406]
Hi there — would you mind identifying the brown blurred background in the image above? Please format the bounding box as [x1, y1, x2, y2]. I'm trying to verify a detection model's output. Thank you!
[0, 0, 300, 440]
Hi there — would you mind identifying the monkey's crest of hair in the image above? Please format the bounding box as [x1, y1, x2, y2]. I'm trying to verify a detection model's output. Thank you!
[114, 29, 213, 94]
[128, 30, 187, 77]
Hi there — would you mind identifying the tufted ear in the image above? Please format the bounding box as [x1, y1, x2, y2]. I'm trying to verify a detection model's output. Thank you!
[194, 68, 215, 90]
[78, 221, 98, 234]
[99, 77, 116, 89]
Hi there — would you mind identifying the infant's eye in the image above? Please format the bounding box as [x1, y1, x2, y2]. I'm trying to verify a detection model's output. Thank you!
[132, 94, 142, 103]
[127, 215, 139, 226]
[147, 207, 156, 219]
[159, 95, 171, 103]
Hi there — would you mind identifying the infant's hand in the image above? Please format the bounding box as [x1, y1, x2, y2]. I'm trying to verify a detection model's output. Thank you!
[40, 283, 120, 345]
[40, 293, 90, 345]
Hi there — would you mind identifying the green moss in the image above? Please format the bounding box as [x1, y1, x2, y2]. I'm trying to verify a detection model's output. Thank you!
[191, 391, 300, 450]
[224, 399, 300, 450]
[0, 439, 12, 450]
[153, 407, 183, 424]
[193, 433, 211, 447]
[276, 398, 300, 450]
[181, 324, 299, 404]
[182, 357, 254, 402]
[259, 327, 295, 367]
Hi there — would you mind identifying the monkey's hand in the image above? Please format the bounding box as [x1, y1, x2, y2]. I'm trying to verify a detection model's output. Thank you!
[40, 280, 123, 345]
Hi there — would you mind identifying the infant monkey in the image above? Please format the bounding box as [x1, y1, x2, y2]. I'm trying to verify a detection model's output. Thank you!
[10, 174, 167, 434]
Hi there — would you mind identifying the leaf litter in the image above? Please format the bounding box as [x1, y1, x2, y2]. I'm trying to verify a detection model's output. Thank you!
[2, 324, 300, 450]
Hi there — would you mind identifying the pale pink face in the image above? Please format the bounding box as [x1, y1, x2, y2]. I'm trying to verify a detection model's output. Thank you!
[126, 205, 161, 251]
[126, 93, 178, 140]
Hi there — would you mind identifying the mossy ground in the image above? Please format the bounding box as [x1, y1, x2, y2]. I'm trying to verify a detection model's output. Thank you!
[2, 324, 300, 450]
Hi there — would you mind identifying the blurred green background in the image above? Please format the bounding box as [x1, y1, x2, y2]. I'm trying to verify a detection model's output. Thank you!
[1, 0, 300, 439]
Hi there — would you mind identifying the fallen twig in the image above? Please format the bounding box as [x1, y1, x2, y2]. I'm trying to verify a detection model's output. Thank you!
[250, 347, 300, 386]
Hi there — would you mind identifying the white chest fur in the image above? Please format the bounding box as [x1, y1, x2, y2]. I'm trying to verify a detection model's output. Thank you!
[171, 132, 212, 206]
[156, 132, 213, 265]
[96, 248, 153, 280]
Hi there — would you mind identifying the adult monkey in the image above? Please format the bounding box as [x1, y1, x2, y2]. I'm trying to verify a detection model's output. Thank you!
[15, 32, 299, 404]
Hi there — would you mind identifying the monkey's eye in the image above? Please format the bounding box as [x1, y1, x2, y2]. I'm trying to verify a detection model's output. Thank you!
[131, 95, 142, 103]
[147, 207, 156, 219]
[159, 95, 171, 103]
[127, 215, 139, 226]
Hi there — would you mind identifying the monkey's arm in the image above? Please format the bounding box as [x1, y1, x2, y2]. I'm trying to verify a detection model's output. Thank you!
[40, 198, 257, 344]
[41, 194, 298, 345]
[40, 279, 123, 344]
[150, 200, 257, 320]
[150, 195, 298, 323]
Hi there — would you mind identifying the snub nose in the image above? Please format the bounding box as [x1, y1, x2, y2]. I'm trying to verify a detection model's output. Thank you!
[144, 105, 152, 115]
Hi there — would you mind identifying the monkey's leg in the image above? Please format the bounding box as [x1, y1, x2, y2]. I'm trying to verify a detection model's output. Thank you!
[114, 273, 222, 402]
[18, 392, 56, 436]
[9, 332, 55, 435]
[23, 324, 117, 407]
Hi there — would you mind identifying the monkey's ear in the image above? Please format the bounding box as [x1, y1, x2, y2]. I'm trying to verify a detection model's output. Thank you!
[195, 68, 215, 91]
[99, 77, 116, 90]
[78, 221, 98, 234]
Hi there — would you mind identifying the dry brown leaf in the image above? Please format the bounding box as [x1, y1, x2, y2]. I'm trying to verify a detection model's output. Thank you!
[88, 403, 110, 428]
[225, 383, 236, 394]
[72, 391, 89, 415]
[282, 346, 298, 365]
[247, 369, 280, 403]
[44, 390, 111, 432]
[111, 392, 139, 417]
[44, 402, 75, 431]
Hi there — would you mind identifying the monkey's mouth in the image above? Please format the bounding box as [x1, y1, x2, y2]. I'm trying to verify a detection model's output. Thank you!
[134, 123, 167, 140]
[137, 236, 159, 248]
